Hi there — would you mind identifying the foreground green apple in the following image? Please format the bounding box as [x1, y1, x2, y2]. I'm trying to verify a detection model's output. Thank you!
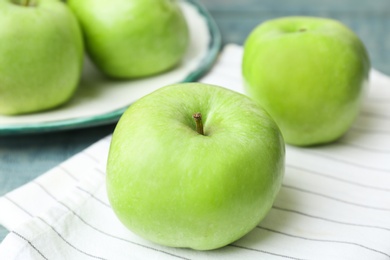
[0, 0, 83, 115]
[107, 83, 285, 250]
[67, 0, 189, 79]
[243, 16, 370, 146]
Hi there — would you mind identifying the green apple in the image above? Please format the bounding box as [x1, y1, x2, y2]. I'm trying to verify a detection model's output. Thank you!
[67, 0, 189, 79]
[106, 83, 285, 250]
[0, 0, 83, 115]
[242, 16, 370, 146]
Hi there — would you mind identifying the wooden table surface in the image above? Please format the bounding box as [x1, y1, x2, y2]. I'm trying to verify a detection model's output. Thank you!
[1, 0, 389, 242]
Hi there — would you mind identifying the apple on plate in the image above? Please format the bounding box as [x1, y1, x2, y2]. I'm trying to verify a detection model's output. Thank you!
[106, 83, 285, 250]
[0, 0, 83, 115]
[242, 16, 370, 146]
[67, 0, 189, 79]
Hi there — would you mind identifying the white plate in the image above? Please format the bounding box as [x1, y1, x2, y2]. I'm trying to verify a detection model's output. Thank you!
[0, 0, 221, 135]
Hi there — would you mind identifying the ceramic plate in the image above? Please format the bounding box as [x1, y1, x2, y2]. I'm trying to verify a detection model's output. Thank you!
[0, 0, 221, 135]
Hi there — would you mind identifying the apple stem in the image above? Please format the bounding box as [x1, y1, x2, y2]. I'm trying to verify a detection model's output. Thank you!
[192, 112, 204, 135]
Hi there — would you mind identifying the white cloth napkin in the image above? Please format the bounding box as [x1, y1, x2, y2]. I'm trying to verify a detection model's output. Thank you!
[0, 44, 390, 260]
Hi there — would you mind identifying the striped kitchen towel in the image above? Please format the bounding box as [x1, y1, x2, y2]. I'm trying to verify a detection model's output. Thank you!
[0, 44, 389, 259]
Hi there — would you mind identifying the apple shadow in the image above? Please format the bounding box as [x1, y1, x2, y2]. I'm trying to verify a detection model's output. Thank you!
[281, 97, 389, 151]
[338, 71, 390, 145]
[331, 103, 390, 156]
[68, 52, 187, 102]
[103, 58, 186, 83]
[71, 56, 109, 100]
[61, 55, 132, 109]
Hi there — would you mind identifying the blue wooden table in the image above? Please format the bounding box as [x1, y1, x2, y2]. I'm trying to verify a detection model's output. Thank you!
[1, 0, 389, 243]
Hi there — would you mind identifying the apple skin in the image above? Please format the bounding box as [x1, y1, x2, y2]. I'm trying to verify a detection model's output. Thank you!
[0, 0, 83, 115]
[67, 0, 189, 79]
[106, 83, 285, 250]
[242, 16, 370, 146]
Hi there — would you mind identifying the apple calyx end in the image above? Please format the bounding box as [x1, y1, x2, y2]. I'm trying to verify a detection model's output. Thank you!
[192, 112, 204, 135]
[11, 0, 37, 7]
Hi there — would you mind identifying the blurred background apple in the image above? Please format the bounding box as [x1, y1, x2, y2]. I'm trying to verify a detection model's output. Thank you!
[68, 0, 189, 79]
[0, 0, 84, 115]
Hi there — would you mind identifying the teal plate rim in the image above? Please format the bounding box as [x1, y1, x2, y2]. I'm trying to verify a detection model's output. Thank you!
[0, 0, 222, 136]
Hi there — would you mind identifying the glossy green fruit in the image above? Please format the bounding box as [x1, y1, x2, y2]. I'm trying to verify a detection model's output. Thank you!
[107, 83, 285, 250]
[243, 16, 370, 146]
[68, 0, 189, 79]
[0, 0, 83, 115]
